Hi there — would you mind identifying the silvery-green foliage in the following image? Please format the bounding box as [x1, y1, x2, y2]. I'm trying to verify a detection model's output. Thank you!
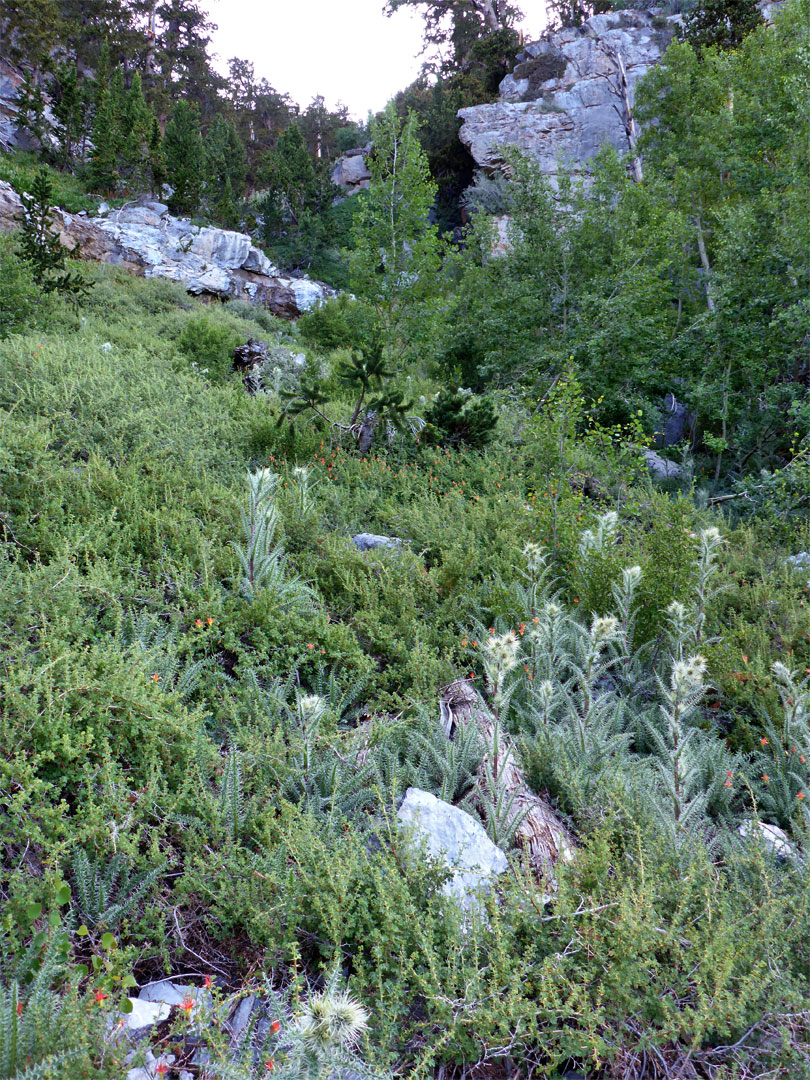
[117, 610, 208, 701]
[204, 976, 383, 1080]
[287, 465, 318, 524]
[413, 718, 483, 804]
[691, 527, 726, 648]
[644, 655, 718, 848]
[754, 663, 810, 829]
[578, 509, 618, 557]
[259, 345, 309, 399]
[463, 751, 528, 850]
[275, 739, 376, 820]
[461, 170, 513, 216]
[219, 745, 246, 839]
[0, 980, 75, 1080]
[307, 666, 370, 729]
[233, 469, 314, 609]
[69, 850, 164, 933]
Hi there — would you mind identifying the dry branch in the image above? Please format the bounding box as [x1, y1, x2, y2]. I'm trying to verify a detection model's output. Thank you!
[439, 679, 575, 887]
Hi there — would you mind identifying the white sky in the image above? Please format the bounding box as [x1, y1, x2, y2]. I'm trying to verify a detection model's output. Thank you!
[204, 0, 550, 118]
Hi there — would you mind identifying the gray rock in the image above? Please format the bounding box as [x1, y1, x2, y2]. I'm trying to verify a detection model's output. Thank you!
[785, 552, 810, 570]
[397, 787, 509, 911]
[226, 995, 257, 1040]
[126, 1050, 156, 1080]
[351, 533, 402, 552]
[123, 996, 171, 1034]
[643, 449, 682, 480]
[0, 179, 334, 319]
[458, 9, 680, 187]
[138, 980, 210, 1013]
[738, 819, 797, 860]
[330, 143, 372, 194]
[138, 979, 191, 1007]
[656, 393, 695, 448]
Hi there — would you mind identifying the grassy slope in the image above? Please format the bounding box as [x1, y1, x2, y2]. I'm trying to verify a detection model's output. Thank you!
[2, 260, 810, 1075]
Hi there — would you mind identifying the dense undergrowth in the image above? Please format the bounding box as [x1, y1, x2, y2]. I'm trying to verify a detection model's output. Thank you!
[1, 252, 810, 1078]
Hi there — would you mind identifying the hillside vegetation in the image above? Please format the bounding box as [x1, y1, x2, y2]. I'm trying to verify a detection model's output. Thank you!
[1, 0, 810, 1077]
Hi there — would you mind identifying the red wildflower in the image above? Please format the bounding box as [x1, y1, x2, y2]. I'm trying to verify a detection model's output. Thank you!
[204, 975, 213, 989]
[180, 997, 195, 1015]
[94, 989, 108, 1004]
[270, 1020, 281, 1034]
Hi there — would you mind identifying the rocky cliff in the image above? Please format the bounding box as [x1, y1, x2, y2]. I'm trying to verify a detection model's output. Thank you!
[0, 180, 333, 317]
[458, 9, 680, 185]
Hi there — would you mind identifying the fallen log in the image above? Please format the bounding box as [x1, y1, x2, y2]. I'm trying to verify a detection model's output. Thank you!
[439, 678, 575, 886]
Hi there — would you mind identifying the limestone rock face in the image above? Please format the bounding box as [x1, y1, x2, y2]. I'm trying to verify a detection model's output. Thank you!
[397, 787, 509, 912]
[458, 9, 680, 186]
[0, 181, 333, 318]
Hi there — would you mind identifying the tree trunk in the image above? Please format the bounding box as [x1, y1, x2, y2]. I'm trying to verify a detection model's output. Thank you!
[471, 0, 502, 32]
[358, 409, 378, 454]
[439, 679, 575, 888]
[694, 213, 716, 312]
[602, 43, 643, 183]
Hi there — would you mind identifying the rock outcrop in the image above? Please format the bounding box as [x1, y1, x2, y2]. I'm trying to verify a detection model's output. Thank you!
[330, 144, 371, 195]
[0, 180, 333, 317]
[458, 9, 679, 186]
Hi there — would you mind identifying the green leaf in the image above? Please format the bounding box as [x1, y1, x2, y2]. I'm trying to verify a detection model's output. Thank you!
[120, 997, 134, 1014]
[101, 932, 116, 951]
[26, 902, 42, 922]
[78, 925, 89, 937]
[122, 974, 137, 989]
[55, 884, 71, 906]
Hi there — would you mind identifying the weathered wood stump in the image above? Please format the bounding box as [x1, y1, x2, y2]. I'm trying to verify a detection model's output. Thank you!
[439, 678, 575, 886]
[231, 338, 269, 394]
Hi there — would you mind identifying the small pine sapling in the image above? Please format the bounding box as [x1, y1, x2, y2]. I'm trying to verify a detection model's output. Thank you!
[17, 168, 91, 300]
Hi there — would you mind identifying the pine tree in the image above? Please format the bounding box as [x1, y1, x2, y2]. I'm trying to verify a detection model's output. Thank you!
[121, 71, 152, 190]
[164, 99, 204, 215]
[13, 69, 50, 147]
[87, 48, 121, 194]
[49, 61, 84, 166]
[18, 168, 91, 299]
[260, 122, 321, 239]
[147, 115, 167, 197]
[203, 114, 246, 226]
[683, 0, 763, 51]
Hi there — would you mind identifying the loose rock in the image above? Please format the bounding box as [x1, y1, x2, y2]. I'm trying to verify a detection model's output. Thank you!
[397, 787, 509, 912]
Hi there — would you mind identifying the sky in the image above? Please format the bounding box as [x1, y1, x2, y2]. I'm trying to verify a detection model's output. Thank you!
[203, 0, 550, 118]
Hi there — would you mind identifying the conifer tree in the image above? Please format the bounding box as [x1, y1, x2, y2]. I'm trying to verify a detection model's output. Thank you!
[147, 115, 167, 197]
[259, 122, 325, 247]
[163, 99, 204, 215]
[87, 47, 121, 194]
[14, 70, 50, 147]
[203, 114, 246, 226]
[49, 62, 84, 166]
[18, 167, 90, 299]
[121, 71, 152, 190]
[683, 0, 763, 51]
